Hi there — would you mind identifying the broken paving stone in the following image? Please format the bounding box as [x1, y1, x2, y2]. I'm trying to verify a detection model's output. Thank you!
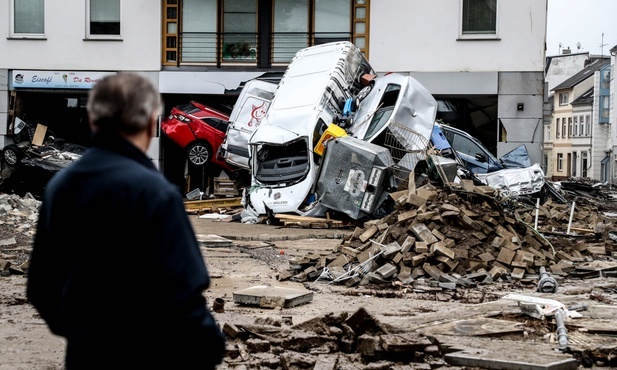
[233, 285, 313, 308]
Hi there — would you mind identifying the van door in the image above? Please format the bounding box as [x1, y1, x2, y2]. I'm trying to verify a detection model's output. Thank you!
[219, 79, 277, 169]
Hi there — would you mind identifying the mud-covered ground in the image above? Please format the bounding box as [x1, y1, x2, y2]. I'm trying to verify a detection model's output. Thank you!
[1, 192, 617, 369]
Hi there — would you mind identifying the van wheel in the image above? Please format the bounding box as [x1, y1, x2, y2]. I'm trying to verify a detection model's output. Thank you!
[187, 142, 212, 166]
[2, 145, 23, 168]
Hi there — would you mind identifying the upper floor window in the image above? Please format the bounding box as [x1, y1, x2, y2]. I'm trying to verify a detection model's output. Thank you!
[461, 0, 497, 37]
[585, 115, 590, 135]
[559, 93, 569, 105]
[602, 69, 610, 89]
[164, 0, 360, 67]
[568, 117, 572, 137]
[573, 116, 578, 136]
[87, 0, 121, 38]
[601, 95, 610, 119]
[546, 124, 551, 141]
[10, 0, 44, 37]
[555, 117, 560, 138]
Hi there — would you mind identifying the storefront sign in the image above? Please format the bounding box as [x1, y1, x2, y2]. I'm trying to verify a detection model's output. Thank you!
[10, 70, 116, 89]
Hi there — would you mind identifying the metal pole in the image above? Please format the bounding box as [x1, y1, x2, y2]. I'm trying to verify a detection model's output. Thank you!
[534, 197, 540, 230]
[554, 308, 569, 348]
[566, 201, 575, 235]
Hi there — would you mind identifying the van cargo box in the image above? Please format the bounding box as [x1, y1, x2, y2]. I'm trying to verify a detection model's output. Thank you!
[315, 136, 394, 220]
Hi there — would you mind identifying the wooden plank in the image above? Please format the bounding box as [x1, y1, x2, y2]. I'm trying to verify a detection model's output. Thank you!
[184, 197, 242, 211]
[275, 214, 343, 224]
[32, 124, 48, 146]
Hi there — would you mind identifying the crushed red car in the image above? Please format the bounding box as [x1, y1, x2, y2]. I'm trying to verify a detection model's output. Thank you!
[161, 101, 232, 170]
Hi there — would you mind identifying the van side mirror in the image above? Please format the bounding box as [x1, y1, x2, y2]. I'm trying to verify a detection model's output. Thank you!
[475, 153, 487, 163]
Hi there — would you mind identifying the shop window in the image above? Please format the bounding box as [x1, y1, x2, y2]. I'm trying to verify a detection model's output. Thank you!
[10, 0, 44, 37]
[87, 0, 121, 38]
[461, 0, 497, 37]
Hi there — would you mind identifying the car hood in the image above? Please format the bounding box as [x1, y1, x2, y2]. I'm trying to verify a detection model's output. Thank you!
[474, 163, 545, 197]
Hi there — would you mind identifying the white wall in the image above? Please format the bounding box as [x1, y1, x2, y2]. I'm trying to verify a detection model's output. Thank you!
[368, 0, 547, 73]
[545, 53, 590, 92]
[0, 1, 160, 71]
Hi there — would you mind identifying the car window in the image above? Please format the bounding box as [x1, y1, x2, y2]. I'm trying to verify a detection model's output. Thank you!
[203, 118, 229, 132]
[180, 103, 202, 115]
[364, 106, 394, 140]
[450, 132, 496, 164]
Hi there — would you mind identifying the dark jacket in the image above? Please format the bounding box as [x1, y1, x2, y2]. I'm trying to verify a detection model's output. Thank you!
[26, 130, 225, 369]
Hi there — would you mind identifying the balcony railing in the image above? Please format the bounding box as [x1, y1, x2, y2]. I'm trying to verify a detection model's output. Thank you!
[176, 32, 352, 67]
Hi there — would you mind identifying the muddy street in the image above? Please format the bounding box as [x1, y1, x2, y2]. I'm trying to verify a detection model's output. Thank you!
[1, 195, 617, 369]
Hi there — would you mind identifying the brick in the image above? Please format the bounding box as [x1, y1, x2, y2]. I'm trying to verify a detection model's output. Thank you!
[410, 223, 438, 244]
[401, 236, 416, 253]
[496, 248, 516, 265]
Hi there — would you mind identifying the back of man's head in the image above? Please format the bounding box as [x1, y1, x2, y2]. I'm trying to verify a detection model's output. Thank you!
[87, 73, 162, 135]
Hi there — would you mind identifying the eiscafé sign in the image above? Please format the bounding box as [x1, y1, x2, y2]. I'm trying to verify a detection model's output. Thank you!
[11, 70, 116, 89]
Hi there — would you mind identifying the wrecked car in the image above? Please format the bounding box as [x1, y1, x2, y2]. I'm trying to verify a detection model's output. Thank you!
[161, 100, 232, 170]
[244, 41, 375, 217]
[436, 123, 531, 174]
[0, 119, 85, 198]
[431, 123, 544, 197]
[346, 72, 438, 185]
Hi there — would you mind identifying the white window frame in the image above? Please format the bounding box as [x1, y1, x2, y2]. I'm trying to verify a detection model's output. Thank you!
[86, 0, 122, 40]
[459, 0, 499, 40]
[555, 117, 560, 138]
[573, 116, 578, 136]
[9, 0, 45, 39]
[557, 153, 563, 172]
[559, 93, 569, 105]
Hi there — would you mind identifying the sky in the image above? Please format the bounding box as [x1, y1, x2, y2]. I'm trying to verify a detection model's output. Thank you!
[546, 0, 616, 56]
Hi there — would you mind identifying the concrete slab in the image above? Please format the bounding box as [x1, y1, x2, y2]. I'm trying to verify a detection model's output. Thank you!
[435, 335, 578, 370]
[196, 234, 234, 247]
[233, 285, 313, 308]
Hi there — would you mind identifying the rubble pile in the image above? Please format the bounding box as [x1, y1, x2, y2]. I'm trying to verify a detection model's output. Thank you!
[0, 193, 40, 275]
[222, 307, 445, 369]
[280, 179, 617, 288]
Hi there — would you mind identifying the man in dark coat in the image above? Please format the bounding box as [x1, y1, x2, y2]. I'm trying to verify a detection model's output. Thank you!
[26, 73, 225, 369]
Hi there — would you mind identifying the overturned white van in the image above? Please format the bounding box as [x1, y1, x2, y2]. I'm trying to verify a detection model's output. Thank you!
[245, 41, 374, 216]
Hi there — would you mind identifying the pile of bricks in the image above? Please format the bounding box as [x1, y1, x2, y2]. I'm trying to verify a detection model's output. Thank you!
[281, 180, 616, 287]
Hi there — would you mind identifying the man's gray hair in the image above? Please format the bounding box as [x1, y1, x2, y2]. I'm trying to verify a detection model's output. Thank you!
[87, 73, 162, 134]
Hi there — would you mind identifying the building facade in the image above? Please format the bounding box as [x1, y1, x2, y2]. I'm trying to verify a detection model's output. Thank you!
[1, 0, 548, 192]
[546, 59, 610, 181]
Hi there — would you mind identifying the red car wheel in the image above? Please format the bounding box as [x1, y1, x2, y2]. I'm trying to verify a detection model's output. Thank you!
[187, 142, 212, 166]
